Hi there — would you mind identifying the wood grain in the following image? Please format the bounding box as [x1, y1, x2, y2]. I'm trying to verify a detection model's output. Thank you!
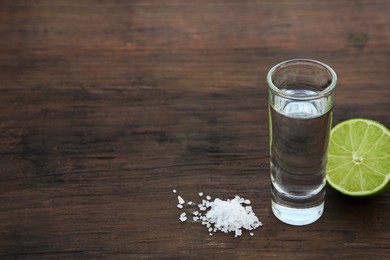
[0, 0, 389, 258]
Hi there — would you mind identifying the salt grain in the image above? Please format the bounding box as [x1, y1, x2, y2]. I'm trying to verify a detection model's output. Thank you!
[198, 192, 204, 197]
[179, 213, 187, 222]
[173, 189, 177, 194]
[250, 232, 254, 236]
[178, 195, 185, 204]
[177, 204, 183, 209]
[234, 229, 242, 237]
[187, 201, 193, 205]
[206, 195, 211, 200]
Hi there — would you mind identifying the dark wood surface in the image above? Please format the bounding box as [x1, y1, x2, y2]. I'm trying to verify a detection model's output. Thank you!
[0, 0, 389, 258]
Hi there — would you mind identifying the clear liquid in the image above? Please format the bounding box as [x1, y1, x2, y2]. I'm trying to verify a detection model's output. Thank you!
[270, 89, 332, 225]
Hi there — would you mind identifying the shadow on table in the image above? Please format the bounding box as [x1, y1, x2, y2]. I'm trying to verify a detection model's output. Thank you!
[325, 186, 387, 225]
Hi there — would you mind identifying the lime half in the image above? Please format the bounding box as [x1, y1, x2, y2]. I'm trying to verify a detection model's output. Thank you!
[327, 119, 390, 196]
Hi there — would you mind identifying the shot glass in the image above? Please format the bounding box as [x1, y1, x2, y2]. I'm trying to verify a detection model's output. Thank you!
[267, 59, 337, 225]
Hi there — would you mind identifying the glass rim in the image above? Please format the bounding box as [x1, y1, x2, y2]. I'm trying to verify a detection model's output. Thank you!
[267, 58, 337, 101]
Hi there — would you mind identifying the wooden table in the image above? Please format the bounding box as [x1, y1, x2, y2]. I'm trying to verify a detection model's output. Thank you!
[0, 0, 389, 258]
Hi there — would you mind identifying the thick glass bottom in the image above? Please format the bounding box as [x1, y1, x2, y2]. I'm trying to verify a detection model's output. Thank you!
[272, 201, 324, 226]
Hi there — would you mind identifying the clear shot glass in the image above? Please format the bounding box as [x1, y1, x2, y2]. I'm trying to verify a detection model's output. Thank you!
[267, 59, 337, 225]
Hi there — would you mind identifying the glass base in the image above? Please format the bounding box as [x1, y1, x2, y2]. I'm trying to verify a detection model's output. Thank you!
[272, 201, 324, 226]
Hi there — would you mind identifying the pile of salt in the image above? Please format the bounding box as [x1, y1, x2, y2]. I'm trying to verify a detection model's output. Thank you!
[173, 190, 262, 237]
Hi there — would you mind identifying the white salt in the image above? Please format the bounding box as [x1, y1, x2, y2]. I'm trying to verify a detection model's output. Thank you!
[173, 190, 262, 237]
[178, 195, 185, 204]
[179, 213, 187, 222]
[203, 195, 262, 236]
